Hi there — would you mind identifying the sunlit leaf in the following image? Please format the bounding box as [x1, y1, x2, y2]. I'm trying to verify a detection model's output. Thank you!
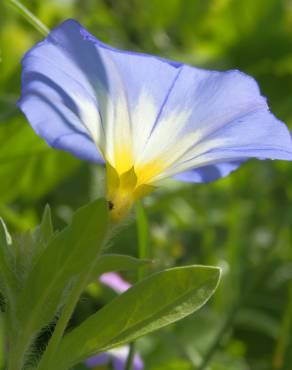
[51, 265, 221, 370]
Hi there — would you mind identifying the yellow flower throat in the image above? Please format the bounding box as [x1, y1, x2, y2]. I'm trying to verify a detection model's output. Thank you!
[105, 139, 168, 222]
[106, 162, 158, 222]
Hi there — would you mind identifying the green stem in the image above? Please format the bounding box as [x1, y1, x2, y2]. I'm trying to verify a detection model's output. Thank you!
[272, 281, 292, 370]
[125, 202, 149, 370]
[7, 351, 23, 370]
[36, 251, 104, 370]
[125, 342, 136, 370]
[36, 279, 85, 370]
[5, 0, 49, 36]
[7, 324, 34, 370]
[136, 201, 150, 280]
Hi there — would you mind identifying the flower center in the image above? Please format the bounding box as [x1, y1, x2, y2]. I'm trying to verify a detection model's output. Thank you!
[106, 163, 157, 222]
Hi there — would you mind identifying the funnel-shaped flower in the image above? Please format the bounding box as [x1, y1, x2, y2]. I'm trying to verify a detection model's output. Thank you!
[18, 19, 292, 221]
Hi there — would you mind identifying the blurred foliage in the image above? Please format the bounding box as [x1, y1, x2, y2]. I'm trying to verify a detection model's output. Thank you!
[0, 0, 292, 369]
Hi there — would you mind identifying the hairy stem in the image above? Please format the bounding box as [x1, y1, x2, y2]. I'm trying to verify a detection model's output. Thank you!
[125, 342, 136, 370]
[36, 250, 105, 370]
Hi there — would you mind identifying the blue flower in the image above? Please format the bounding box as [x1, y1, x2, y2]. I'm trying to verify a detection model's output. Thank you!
[85, 347, 143, 370]
[99, 272, 131, 293]
[18, 19, 292, 221]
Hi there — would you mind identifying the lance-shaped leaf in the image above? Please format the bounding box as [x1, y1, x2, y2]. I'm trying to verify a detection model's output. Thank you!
[35, 204, 54, 245]
[17, 205, 55, 284]
[29, 204, 55, 265]
[14, 199, 109, 345]
[50, 265, 221, 370]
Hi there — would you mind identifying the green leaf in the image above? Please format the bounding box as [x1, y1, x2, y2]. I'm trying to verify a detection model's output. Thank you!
[0, 219, 16, 305]
[17, 205, 56, 282]
[39, 204, 54, 243]
[13, 199, 109, 353]
[1, 207, 56, 294]
[30, 205, 55, 264]
[91, 254, 151, 281]
[51, 265, 221, 370]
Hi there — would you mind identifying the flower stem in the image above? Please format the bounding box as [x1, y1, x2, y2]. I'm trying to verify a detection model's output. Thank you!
[125, 202, 149, 370]
[125, 342, 136, 370]
[272, 281, 292, 369]
[136, 201, 150, 280]
[5, 0, 49, 36]
[108, 361, 115, 370]
[36, 278, 86, 370]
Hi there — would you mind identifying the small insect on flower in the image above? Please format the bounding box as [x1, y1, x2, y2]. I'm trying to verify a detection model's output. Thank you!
[18, 20, 292, 222]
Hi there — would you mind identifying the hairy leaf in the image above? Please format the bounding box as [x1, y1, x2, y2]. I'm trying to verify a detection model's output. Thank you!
[14, 199, 109, 346]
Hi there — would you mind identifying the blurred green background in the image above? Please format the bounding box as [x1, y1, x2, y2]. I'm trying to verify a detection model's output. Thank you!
[1, 0, 292, 369]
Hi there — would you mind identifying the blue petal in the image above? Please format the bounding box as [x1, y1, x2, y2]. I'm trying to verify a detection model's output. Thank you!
[169, 109, 292, 182]
[112, 353, 144, 370]
[18, 19, 181, 165]
[18, 19, 123, 163]
[174, 161, 244, 183]
[19, 19, 292, 183]
[83, 24, 182, 160]
[93, 26, 292, 177]
[143, 67, 292, 181]
[85, 353, 109, 367]
[18, 93, 101, 162]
